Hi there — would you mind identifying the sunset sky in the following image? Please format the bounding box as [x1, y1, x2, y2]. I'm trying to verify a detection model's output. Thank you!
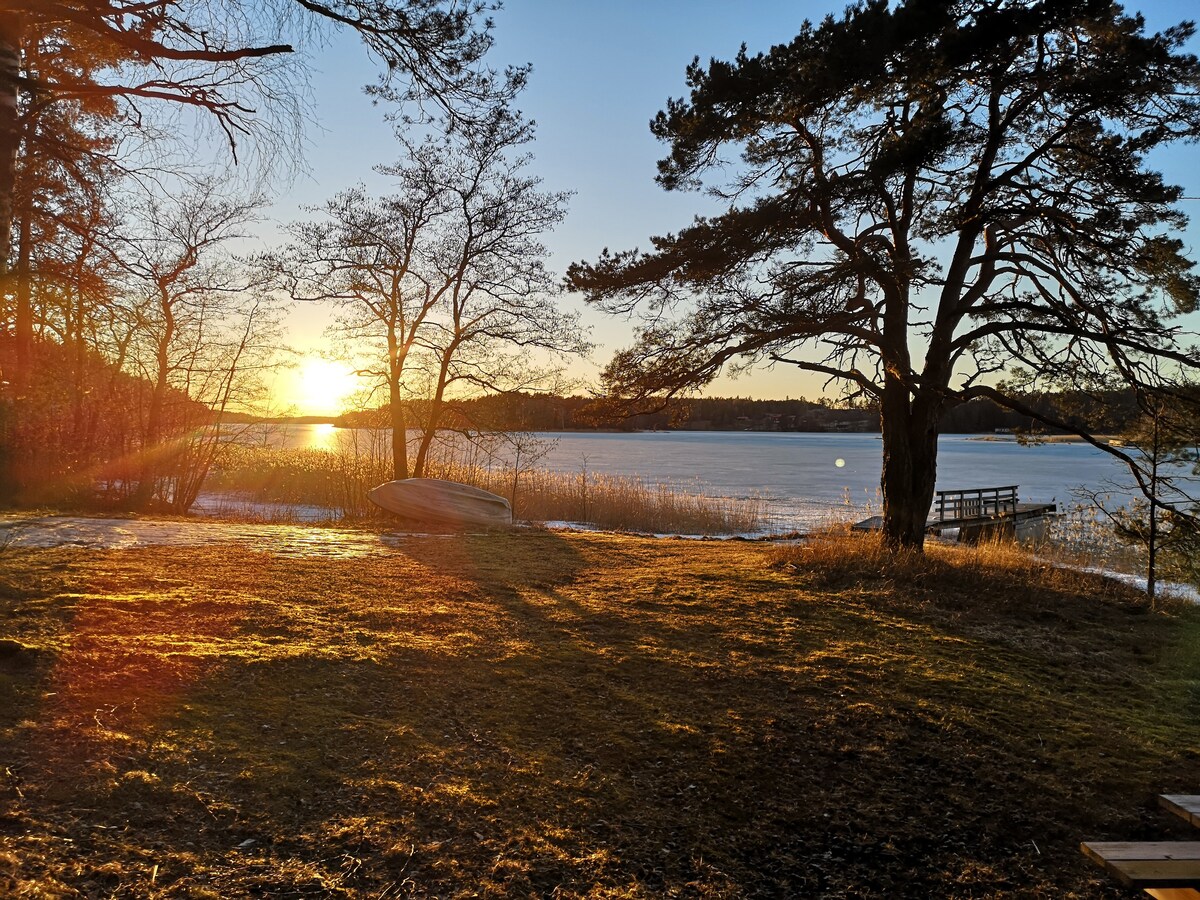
[268, 0, 1200, 415]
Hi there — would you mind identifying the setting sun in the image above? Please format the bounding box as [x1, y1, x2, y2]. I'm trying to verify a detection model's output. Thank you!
[288, 357, 362, 416]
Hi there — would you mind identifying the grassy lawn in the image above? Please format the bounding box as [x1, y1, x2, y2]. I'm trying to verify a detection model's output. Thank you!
[2, 528, 1199, 897]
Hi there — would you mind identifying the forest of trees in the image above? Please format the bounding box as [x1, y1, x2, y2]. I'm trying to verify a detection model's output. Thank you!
[330, 388, 1144, 436]
[0, 0, 577, 508]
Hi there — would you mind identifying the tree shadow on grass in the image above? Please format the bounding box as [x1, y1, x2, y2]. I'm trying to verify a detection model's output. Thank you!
[2, 533, 1196, 897]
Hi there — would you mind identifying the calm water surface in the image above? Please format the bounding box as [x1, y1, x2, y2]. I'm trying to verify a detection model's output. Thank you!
[253, 425, 1151, 528]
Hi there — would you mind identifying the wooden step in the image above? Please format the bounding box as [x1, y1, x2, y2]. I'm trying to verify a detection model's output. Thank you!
[1081, 842, 1200, 889]
[1162, 796, 1200, 829]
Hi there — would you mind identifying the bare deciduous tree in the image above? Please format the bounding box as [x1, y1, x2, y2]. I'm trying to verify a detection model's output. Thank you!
[114, 180, 278, 510]
[0, 0, 506, 385]
[274, 100, 587, 482]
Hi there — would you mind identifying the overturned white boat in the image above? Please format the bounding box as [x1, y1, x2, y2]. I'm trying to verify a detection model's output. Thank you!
[367, 478, 513, 527]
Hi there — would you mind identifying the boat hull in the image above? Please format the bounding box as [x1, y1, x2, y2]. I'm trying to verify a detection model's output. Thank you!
[367, 478, 513, 527]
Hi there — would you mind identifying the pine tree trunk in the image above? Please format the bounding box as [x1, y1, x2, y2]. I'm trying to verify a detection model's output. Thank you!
[0, 16, 21, 502]
[1147, 410, 1160, 605]
[879, 380, 940, 550]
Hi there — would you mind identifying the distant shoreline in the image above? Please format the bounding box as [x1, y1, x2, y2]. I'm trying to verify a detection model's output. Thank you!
[966, 434, 1118, 444]
[224, 417, 1120, 443]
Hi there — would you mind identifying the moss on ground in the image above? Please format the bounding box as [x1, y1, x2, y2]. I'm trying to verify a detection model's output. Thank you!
[1, 529, 1198, 897]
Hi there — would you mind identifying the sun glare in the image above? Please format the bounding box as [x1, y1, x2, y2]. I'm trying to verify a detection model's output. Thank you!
[293, 358, 361, 416]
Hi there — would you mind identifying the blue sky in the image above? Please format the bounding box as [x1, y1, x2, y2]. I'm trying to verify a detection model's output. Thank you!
[270, 0, 1200, 407]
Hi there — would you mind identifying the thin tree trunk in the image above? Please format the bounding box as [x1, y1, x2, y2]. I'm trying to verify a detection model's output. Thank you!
[14, 166, 31, 341]
[7, 142, 34, 495]
[0, 15, 21, 377]
[134, 292, 174, 507]
[0, 15, 22, 502]
[388, 333, 409, 481]
[411, 407, 440, 478]
[70, 284, 87, 450]
[389, 380, 408, 482]
[134, 365, 169, 508]
[412, 348, 454, 478]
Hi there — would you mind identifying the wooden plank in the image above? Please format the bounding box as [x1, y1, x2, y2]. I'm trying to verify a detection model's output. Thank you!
[1081, 843, 1200, 888]
[1162, 796, 1200, 829]
[1083, 842, 1200, 861]
[1109, 861, 1200, 889]
[1145, 889, 1200, 900]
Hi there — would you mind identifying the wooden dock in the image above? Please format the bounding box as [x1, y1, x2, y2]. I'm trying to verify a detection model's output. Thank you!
[853, 486, 1057, 541]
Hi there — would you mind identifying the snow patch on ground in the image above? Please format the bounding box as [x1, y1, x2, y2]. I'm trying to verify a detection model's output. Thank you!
[189, 494, 336, 522]
[1073, 565, 1200, 604]
[0, 514, 453, 559]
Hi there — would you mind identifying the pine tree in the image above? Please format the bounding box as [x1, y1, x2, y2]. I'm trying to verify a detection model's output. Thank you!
[568, 0, 1200, 549]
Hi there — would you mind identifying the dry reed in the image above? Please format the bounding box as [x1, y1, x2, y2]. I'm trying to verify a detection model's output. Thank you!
[206, 440, 764, 535]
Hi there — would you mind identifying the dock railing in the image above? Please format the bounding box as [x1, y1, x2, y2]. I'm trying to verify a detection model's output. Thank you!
[933, 486, 1019, 524]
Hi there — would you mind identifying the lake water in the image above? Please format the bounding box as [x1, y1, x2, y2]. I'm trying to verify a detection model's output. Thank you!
[245, 424, 1166, 530]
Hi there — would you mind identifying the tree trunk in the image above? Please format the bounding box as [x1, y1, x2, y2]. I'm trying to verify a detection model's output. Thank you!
[389, 382, 408, 482]
[393, 391, 412, 482]
[411, 404, 441, 478]
[1147, 408, 1160, 605]
[133, 364, 169, 508]
[412, 348, 454, 478]
[879, 379, 940, 550]
[387, 338, 408, 480]
[0, 15, 21, 375]
[0, 16, 22, 503]
[2, 141, 35, 498]
[133, 292, 174, 508]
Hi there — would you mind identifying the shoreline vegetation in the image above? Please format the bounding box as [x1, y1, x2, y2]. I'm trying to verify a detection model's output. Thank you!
[114, 431, 1178, 587]
[204, 443, 766, 536]
[966, 433, 1118, 444]
[2, 529, 1198, 897]
[1, 409, 1176, 595]
[17, 419, 1186, 590]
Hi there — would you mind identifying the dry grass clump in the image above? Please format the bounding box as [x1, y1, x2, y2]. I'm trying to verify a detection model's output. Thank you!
[778, 525, 1121, 591]
[3, 531, 1200, 897]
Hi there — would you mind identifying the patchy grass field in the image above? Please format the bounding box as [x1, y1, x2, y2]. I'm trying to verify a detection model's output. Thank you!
[2, 529, 1199, 897]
